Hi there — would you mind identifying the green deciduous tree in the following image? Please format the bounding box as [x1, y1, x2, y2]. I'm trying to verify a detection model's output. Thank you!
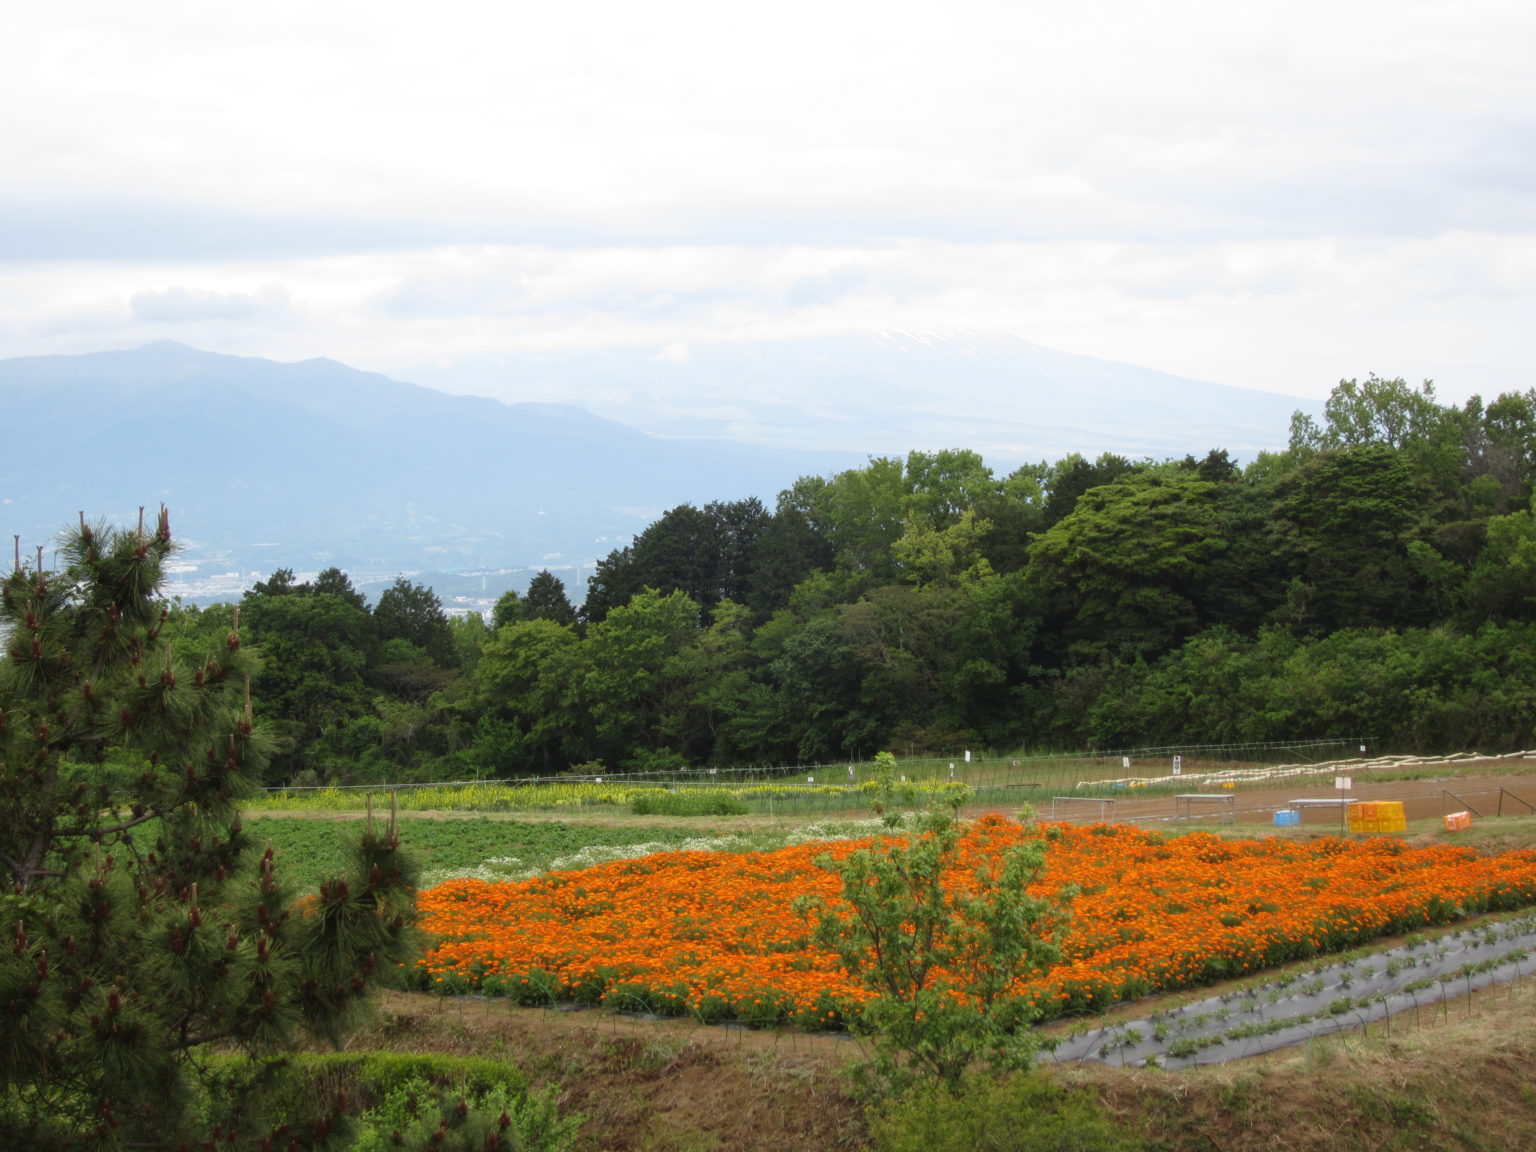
[1464, 497, 1536, 624]
[463, 617, 582, 774]
[565, 588, 703, 768]
[1289, 374, 1445, 453]
[0, 511, 418, 1149]
[798, 754, 1062, 1096]
[792, 451, 1001, 587]
[758, 610, 881, 762]
[1028, 470, 1227, 661]
[491, 588, 525, 629]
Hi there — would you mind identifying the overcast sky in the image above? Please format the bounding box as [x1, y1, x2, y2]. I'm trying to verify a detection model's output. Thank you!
[4, 0, 1533, 403]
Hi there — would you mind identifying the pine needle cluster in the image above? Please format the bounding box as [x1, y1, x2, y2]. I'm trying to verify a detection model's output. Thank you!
[0, 510, 418, 1150]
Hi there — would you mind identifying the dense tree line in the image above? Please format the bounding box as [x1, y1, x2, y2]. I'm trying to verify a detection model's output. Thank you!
[176, 376, 1536, 783]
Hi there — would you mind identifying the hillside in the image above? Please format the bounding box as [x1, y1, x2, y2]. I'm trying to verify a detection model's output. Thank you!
[0, 342, 862, 584]
[0, 337, 1311, 601]
[355, 974, 1536, 1152]
[405, 330, 1310, 466]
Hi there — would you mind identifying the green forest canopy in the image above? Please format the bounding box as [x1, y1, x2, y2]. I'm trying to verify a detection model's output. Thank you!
[162, 376, 1536, 783]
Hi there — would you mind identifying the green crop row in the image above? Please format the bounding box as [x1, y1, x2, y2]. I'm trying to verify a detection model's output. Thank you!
[240, 815, 747, 892]
[257, 776, 972, 815]
[238, 811, 904, 893]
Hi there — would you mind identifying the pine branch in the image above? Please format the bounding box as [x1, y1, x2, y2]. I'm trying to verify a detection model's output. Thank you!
[54, 803, 169, 840]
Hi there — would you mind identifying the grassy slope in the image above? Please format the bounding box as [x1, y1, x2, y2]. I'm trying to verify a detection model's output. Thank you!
[339, 971, 1536, 1152]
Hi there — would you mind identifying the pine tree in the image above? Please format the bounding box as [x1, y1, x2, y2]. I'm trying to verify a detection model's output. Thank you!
[0, 510, 417, 1149]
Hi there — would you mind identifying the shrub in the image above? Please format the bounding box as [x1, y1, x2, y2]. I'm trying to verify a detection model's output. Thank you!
[797, 752, 1065, 1096]
[631, 789, 749, 816]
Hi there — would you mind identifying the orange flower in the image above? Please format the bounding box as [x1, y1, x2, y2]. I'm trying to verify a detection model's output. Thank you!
[413, 817, 1536, 1027]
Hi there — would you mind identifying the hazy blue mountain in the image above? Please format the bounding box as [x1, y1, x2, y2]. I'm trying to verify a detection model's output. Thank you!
[0, 338, 1312, 606]
[403, 330, 1311, 466]
[0, 343, 864, 593]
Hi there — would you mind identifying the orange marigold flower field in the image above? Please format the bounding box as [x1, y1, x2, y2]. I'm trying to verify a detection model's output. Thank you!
[413, 815, 1536, 1027]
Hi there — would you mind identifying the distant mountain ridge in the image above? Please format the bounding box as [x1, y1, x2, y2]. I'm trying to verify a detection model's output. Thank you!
[0, 342, 864, 589]
[403, 330, 1310, 464]
[0, 339, 1311, 603]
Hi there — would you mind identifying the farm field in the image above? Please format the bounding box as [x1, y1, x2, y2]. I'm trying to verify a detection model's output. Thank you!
[255, 761, 1536, 1150]
[241, 813, 765, 893]
[248, 768, 1536, 1026]
[410, 815, 1536, 1026]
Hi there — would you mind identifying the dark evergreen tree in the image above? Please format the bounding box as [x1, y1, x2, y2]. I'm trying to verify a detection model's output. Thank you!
[744, 500, 834, 614]
[241, 572, 379, 782]
[524, 570, 578, 626]
[0, 511, 417, 1149]
[579, 498, 774, 624]
[708, 498, 771, 597]
[974, 463, 1049, 575]
[1039, 451, 1140, 529]
[579, 545, 635, 625]
[373, 577, 455, 667]
[249, 566, 304, 596]
[1273, 444, 1434, 633]
[312, 566, 368, 611]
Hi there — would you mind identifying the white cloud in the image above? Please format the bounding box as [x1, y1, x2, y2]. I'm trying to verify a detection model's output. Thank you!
[6, 0, 1534, 244]
[130, 284, 292, 323]
[0, 0, 1533, 406]
[1, 232, 1534, 404]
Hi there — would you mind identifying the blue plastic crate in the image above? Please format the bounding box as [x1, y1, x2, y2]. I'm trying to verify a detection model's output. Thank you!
[1273, 810, 1301, 827]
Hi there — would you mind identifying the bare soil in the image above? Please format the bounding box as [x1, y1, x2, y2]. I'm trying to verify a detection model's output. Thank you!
[979, 760, 1536, 832]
